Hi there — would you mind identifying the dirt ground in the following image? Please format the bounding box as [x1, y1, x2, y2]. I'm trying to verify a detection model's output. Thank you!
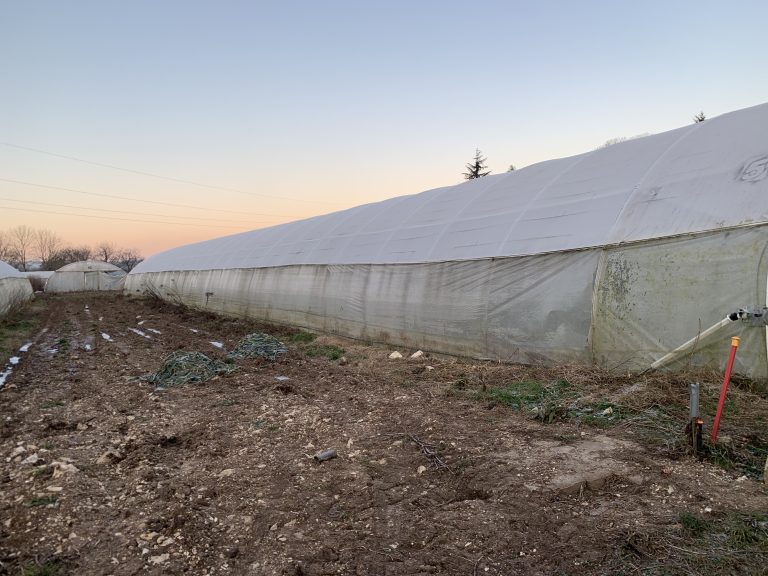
[1, 293, 766, 576]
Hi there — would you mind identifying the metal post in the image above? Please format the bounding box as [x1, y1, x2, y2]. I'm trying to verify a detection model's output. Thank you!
[711, 336, 740, 443]
[688, 383, 703, 453]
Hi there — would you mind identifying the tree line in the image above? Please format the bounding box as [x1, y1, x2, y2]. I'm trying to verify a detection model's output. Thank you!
[0, 225, 142, 272]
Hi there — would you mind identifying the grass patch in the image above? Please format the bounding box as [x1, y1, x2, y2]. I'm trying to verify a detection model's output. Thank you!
[22, 560, 64, 576]
[471, 379, 576, 422]
[303, 343, 345, 361]
[27, 495, 58, 507]
[289, 330, 316, 343]
[41, 400, 65, 409]
[216, 398, 237, 407]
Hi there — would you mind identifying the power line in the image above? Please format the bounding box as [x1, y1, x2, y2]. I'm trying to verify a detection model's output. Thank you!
[0, 205, 251, 229]
[1, 142, 343, 205]
[0, 195, 274, 225]
[0, 177, 292, 217]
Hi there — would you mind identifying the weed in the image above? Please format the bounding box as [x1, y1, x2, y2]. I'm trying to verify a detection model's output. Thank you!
[22, 560, 63, 576]
[41, 400, 65, 409]
[289, 331, 316, 343]
[679, 512, 709, 537]
[304, 343, 345, 361]
[27, 495, 58, 507]
[216, 398, 237, 407]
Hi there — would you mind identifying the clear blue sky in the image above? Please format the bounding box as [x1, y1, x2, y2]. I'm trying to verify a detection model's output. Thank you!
[1, 0, 767, 255]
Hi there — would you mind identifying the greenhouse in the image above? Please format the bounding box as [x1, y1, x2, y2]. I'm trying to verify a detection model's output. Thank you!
[46, 260, 127, 293]
[126, 103, 768, 377]
[0, 260, 33, 318]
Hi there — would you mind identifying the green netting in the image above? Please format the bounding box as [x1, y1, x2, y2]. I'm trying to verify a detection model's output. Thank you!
[141, 351, 237, 387]
[227, 332, 287, 361]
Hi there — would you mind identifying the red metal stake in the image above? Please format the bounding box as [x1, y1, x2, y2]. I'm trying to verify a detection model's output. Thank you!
[711, 336, 740, 443]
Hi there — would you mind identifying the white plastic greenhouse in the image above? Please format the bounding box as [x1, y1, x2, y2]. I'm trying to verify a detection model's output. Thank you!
[46, 260, 127, 293]
[126, 103, 768, 377]
[0, 260, 33, 317]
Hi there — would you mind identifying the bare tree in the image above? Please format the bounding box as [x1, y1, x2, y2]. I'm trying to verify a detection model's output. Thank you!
[9, 225, 36, 271]
[35, 229, 64, 270]
[0, 230, 15, 263]
[95, 241, 117, 262]
[113, 248, 143, 271]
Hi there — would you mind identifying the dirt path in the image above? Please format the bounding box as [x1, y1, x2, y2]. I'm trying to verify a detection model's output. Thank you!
[1, 294, 766, 575]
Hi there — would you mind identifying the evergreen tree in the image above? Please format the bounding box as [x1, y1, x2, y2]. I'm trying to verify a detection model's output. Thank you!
[508, 164, 516, 172]
[693, 111, 706, 123]
[463, 148, 491, 180]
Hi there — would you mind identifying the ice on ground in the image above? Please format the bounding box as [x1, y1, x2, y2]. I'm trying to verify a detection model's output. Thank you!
[137, 320, 146, 325]
[19, 343, 32, 353]
[0, 366, 13, 388]
[147, 328, 162, 334]
[84, 344, 92, 351]
[275, 376, 290, 381]
[9, 357, 20, 365]
[101, 333, 113, 341]
[128, 328, 152, 339]
[210, 341, 224, 349]
[189, 328, 200, 333]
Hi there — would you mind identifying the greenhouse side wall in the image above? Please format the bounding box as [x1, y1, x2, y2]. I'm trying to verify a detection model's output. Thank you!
[592, 225, 768, 378]
[0, 277, 34, 318]
[125, 250, 600, 364]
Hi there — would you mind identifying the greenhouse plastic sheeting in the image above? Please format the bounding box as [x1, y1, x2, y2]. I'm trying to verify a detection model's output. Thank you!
[127, 103, 768, 377]
[0, 260, 33, 317]
[46, 261, 127, 293]
[133, 103, 768, 273]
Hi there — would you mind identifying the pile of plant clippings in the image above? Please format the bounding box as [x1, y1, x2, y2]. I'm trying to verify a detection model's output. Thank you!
[227, 332, 287, 361]
[140, 350, 236, 387]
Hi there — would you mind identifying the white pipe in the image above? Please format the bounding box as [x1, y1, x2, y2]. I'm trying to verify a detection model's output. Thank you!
[649, 316, 734, 371]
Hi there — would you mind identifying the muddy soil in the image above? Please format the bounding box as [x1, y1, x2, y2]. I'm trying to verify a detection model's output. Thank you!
[1, 294, 766, 575]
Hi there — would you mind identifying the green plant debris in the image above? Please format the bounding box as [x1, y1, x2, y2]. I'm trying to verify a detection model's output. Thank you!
[473, 379, 576, 421]
[303, 343, 345, 361]
[141, 351, 237, 387]
[227, 332, 287, 361]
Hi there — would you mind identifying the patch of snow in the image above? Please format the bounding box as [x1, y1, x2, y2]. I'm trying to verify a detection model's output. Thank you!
[101, 333, 113, 342]
[18, 343, 32, 353]
[47, 348, 58, 355]
[128, 328, 152, 339]
[98, 316, 103, 321]
[146, 328, 162, 334]
[9, 357, 20, 365]
[0, 366, 13, 388]
[274, 376, 290, 381]
[189, 328, 199, 333]
[84, 344, 92, 351]
[209, 341, 224, 349]
[137, 320, 146, 325]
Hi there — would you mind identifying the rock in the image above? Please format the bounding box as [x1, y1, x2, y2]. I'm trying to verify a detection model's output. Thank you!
[46, 486, 63, 492]
[409, 350, 424, 359]
[96, 449, 124, 465]
[601, 407, 613, 416]
[52, 461, 79, 477]
[149, 553, 169, 564]
[417, 465, 427, 475]
[10, 446, 26, 458]
[21, 453, 41, 465]
[218, 468, 235, 478]
[338, 356, 348, 366]
[425, 366, 435, 371]
[388, 351, 403, 359]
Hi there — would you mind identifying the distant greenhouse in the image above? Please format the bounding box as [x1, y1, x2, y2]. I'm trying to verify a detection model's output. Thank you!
[46, 260, 127, 293]
[126, 103, 768, 377]
[0, 260, 33, 317]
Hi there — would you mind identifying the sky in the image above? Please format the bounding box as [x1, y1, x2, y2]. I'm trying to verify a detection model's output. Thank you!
[1, 0, 767, 258]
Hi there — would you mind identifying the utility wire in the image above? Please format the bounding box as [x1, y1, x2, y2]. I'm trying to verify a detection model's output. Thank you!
[0, 205, 250, 229]
[0, 177, 293, 217]
[0, 195, 275, 225]
[1, 142, 343, 205]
